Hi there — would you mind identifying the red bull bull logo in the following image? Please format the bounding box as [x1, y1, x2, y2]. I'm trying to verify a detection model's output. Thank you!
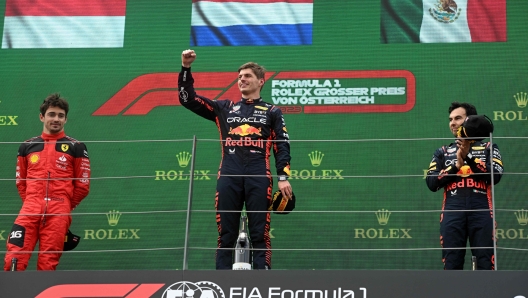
[229, 124, 261, 136]
[225, 137, 264, 148]
[457, 165, 473, 177]
[475, 158, 488, 172]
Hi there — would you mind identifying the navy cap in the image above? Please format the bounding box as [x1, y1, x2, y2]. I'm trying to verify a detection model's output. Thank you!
[269, 190, 296, 214]
[64, 230, 80, 251]
[458, 115, 494, 141]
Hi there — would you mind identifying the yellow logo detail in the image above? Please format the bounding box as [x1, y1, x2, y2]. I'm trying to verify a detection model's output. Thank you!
[29, 154, 39, 164]
[514, 92, 527, 108]
[375, 209, 391, 225]
[428, 162, 436, 170]
[255, 106, 268, 110]
[308, 150, 324, 167]
[472, 146, 485, 150]
[283, 165, 291, 176]
[106, 210, 122, 226]
[61, 144, 69, 152]
[515, 209, 528, 226]
[493, 158, 503, 166]
[176, 151, 191, 168]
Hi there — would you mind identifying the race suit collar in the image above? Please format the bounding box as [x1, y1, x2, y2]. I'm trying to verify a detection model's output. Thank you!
[241, 97, 262, 104]
[41, 131, 66, 140]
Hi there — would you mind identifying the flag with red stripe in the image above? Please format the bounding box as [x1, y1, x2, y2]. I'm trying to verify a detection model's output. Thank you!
[190, 0, 314, 46]
[2, 0, 127, 49]
[381, 0, 506, 43]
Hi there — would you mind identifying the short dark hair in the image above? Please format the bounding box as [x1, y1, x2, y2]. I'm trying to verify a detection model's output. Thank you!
[238, 62, 266, 80]
[448, 102, 477, 116]
[40, 93, 69, 116]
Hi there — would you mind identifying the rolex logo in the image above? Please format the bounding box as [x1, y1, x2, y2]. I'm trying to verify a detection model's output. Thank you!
[176, 151, 192, 168]
[514, 92, 527, 108]
[375, 209, 391, 225]
[106, 210, 122, 226]
[308, 150, 324, 167]
[515, 209, 528, 226]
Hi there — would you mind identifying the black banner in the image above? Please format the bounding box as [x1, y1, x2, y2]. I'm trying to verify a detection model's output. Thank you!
[1, 270, 527, 298]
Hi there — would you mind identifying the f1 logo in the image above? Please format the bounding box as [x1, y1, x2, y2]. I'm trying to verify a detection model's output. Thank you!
[36, 284, 164, 298]
[92, 71, 415, 115]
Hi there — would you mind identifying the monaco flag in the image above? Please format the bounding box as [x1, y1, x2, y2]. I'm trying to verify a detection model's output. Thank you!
[190, 0, 314, 46]
[381, 0, 506, 43]
[2, 0, 127, 49]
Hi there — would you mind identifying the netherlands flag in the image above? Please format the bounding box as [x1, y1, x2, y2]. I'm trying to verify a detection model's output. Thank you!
[2, 0, 127, 49]
[190, 0, 313, 46]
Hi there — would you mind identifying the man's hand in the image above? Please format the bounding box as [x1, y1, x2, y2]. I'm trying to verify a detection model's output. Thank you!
[456, 150, 464, 169]
[278, 180, 293, 200]
[456, 139, 470, 169]
[182, 49, 196, 68]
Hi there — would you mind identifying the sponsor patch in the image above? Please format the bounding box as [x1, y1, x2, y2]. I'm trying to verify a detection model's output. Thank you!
[29, 154, 40, 164]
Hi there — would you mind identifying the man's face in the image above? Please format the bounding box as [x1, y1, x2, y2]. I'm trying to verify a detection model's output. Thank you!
[238, 68, 264, 96]
[449, 107, 466, 137]
[40, 106, 67, 134]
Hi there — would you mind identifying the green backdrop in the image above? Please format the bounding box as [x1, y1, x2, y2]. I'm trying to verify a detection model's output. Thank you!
[0, 1, 526, 270]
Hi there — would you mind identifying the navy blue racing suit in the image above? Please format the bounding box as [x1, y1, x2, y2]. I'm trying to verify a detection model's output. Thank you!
[426, 140, 503, 270]
[178, 67, 291, 269]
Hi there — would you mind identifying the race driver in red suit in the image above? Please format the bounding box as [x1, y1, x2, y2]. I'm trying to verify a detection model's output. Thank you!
[178, 49, 293, 269]
[4, 94, 90, 271]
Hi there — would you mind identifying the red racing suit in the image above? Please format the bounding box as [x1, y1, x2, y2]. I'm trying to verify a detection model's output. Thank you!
[4, 131, 90, 271]
[426, 140, 503, 270]
[178, 67, 291, 269]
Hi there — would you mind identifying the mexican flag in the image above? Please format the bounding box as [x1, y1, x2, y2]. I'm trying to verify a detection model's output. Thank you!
[2, 0, 127, 49]
[381, 0, 506, 43]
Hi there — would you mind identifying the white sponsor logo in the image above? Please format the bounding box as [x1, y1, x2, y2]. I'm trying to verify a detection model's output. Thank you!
[227, 117, 266, 124]
[162, 281, 225, 298]
[444, 159, 456, 167]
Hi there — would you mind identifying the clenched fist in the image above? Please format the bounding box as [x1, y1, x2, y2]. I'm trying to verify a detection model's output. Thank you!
[182, 49, 196, 68]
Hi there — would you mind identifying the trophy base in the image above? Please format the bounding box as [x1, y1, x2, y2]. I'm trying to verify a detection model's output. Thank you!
[232, 262, 252, 270]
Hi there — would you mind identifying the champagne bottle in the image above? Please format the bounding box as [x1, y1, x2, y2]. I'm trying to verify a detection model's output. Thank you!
[232, 215, 252, 270]
[471, 256, 477, 270]
[10, 258, 17, 271]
